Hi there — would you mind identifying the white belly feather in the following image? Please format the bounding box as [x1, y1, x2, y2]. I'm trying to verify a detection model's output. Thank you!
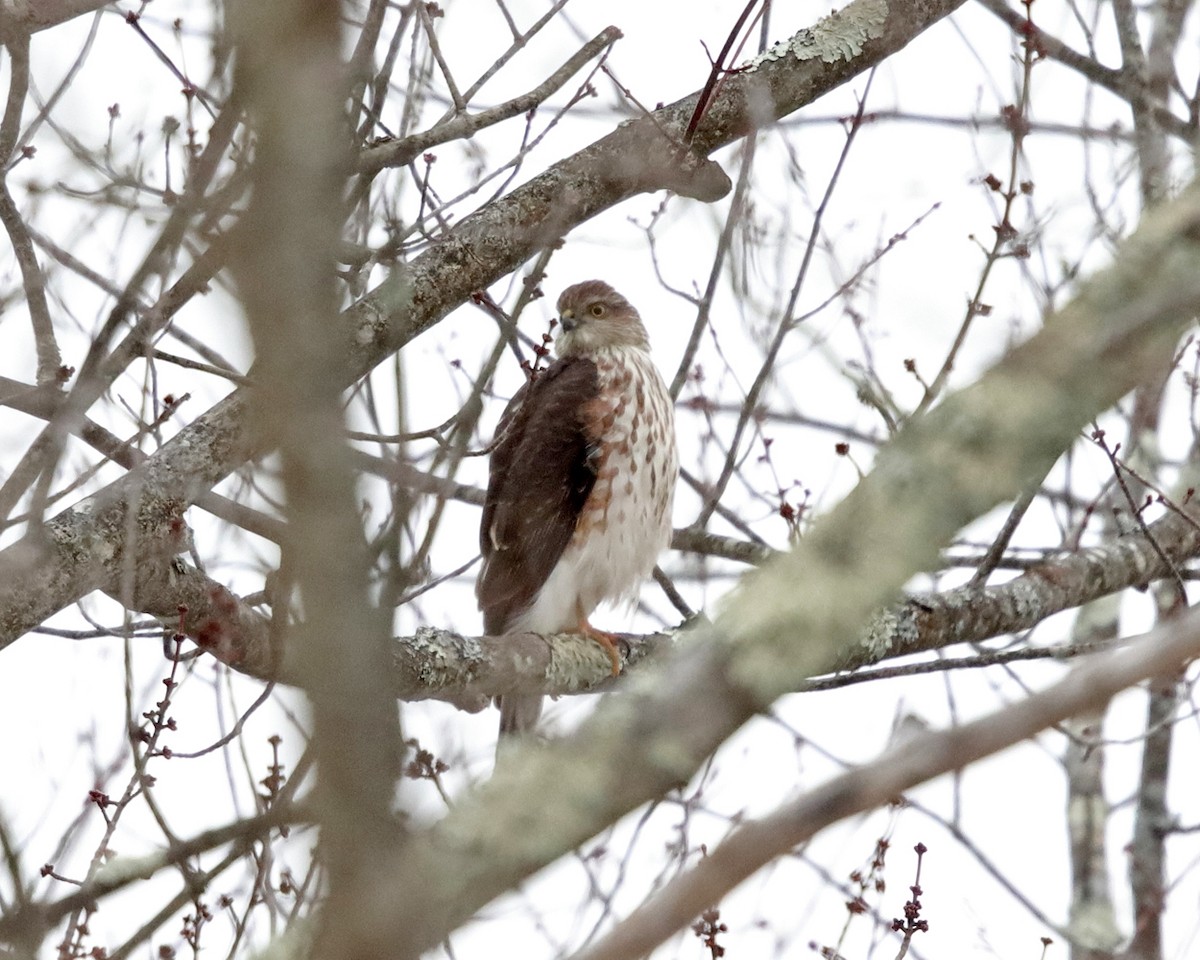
[510, 346, 676, 634]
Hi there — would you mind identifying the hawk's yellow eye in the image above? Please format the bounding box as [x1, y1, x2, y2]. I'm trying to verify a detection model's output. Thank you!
[589, 303, 605, 317]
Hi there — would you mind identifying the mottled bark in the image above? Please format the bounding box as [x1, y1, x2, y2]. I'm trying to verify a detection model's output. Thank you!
[116, 486, 1200, 707]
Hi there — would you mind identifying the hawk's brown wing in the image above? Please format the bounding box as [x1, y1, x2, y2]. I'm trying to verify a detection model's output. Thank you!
[477, 356, 600, 634]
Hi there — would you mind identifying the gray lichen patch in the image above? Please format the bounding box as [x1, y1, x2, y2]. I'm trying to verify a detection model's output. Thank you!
[544, 634, 614, 693]
[400, 627, 493, 712]
[408, 625, 485, 686]
[746, 0, 888, 68]
[859, 604, 915, 662]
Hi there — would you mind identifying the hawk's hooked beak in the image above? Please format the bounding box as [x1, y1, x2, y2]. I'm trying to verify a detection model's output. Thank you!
[559, 309, 578, 333]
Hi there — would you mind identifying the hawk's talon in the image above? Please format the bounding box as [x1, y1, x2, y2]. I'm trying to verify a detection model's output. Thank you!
[577, 617, 623, 677]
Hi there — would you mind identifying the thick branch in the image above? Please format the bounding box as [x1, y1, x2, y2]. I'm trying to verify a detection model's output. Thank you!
[115, 553, 669, 708]
[569, 609, 1200, 960]
[121, 491, 1200, 708]
[227, 0, 402, 942]
[853, 502, 1200, 667]
[319, 179, 1200, 959]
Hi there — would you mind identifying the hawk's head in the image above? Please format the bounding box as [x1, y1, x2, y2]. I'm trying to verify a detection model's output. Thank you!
[555, 280, 650, 356]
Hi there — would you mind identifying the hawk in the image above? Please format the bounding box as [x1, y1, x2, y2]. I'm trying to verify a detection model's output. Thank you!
[477, 280, 678, 740]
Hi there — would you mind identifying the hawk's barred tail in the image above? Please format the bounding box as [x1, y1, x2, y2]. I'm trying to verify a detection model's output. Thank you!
[496, 694, 544, 756]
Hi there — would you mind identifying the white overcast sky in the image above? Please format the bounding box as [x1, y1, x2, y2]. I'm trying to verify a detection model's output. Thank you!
[3, 1, 1198, 959]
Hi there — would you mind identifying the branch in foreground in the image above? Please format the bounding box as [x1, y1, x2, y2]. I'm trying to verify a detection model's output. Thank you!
[567, 607, 1200, 960]
[228, 0, 404, 938]
[330, 174, 1200, 960]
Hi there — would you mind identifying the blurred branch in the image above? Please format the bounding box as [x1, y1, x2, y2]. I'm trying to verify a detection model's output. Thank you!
[568, 607, 1200, 960]
[226, 0, 402, 948]
[0, 0, 111, 41]
[320, 172, 1200, 958]
[0, 376, 285, 543]
[0, 34, 62, 386]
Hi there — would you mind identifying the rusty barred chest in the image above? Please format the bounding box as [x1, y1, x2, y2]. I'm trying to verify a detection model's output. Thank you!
[566, 346, 677, 610]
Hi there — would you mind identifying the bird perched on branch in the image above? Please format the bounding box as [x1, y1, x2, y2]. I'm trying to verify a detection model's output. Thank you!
[477, 280, 678, 744]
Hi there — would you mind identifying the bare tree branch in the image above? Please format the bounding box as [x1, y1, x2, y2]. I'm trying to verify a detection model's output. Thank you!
[568, 607, 1200, 960]
[225, 0, 402, 951]
[975, 0, 1193, 142]
[330, 172, 1200, 960]
[359, 29, 622, 173]
[855, 499, 1200, 667]
[0, 35, 62, 386]
[115, 481, 1200, 711]
[0, 0, 111, 42]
